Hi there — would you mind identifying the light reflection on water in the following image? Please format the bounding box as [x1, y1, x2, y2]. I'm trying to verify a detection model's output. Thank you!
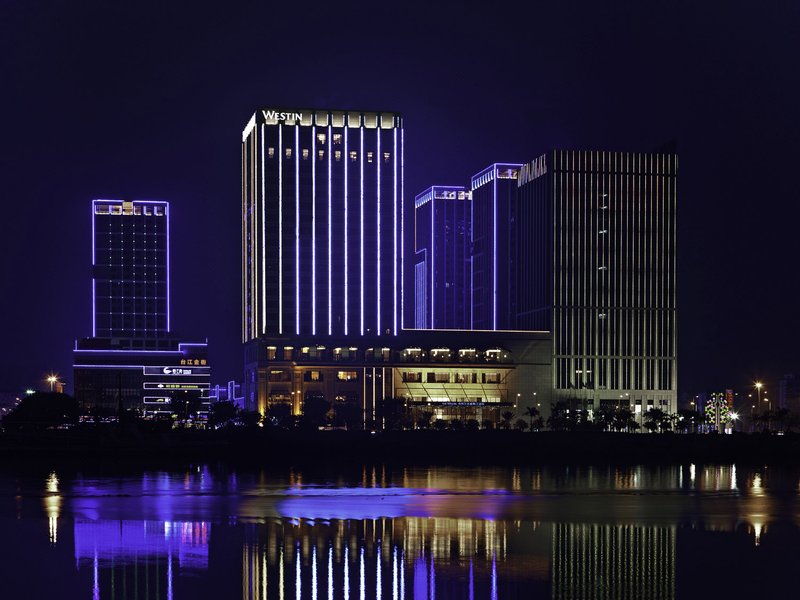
[3, 464, 800, 598]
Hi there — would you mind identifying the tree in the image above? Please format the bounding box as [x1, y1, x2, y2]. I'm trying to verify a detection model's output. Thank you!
[449, 419, 464, 431]
[209, 400, 238, 428]
[532, 416, 544, 431]
[499, 411, 514, 430]
[514, 418, 529, 432]
[482, 419, 495, 430]
[466, 418, 480, 431]
[593, 406, 615, 432]
[416, 411, 434, 429]
[433, 419, 448, 431]
[644, 408, 670, 433]
[524, 406, 540, 431]
[2, 392, 79, 431]
[547, 401, 570, 431]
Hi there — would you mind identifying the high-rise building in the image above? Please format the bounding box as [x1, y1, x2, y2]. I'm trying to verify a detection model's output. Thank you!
[470, 163, 522, 330]
[413, 186, 471, 329]
[241, 108, 404, 342]
[516, 150, 677, 413]
[91, 199, 170, 339]
[75, 199, 210, 417]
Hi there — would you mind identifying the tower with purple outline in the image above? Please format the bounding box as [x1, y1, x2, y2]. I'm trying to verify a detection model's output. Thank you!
[470, 163, 522, 330]
[91, 199, 170, 339]
[413, 186, 471, 330]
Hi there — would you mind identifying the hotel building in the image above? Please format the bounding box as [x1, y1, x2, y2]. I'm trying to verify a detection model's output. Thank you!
[413, 186, 471, 330]
[516, 150, 677, 413]
[241, 108, 404, 342]
[74, 199, 210, 416]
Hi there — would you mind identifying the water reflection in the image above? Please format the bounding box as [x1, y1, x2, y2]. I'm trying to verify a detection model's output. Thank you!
[6, 463, 800, 598]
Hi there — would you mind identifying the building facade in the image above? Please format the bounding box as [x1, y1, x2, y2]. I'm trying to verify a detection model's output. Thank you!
[92, 199, 170, 339]
[243, 330, 551, 429]
[75, 199, 210, 417]
[242, 108, 404, 342]
[413, 186, 471, 329]
[516, 150, 678, 413]
[470, 163, 522, 330]
[73, 339, 210, 416]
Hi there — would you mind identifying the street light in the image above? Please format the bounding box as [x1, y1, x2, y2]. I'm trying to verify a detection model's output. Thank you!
[46, 375, 58, 392]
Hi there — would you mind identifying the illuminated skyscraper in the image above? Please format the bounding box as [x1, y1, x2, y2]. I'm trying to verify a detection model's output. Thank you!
[516, 150, 677, 413]
[91, 199, 170, 338]
[470, 163, 522, 330]
[413, 186, 471, 329]
[241, 108, 404, 342]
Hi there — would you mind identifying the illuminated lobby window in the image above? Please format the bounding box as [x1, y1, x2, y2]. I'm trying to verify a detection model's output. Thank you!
[337, 371, 358, 381]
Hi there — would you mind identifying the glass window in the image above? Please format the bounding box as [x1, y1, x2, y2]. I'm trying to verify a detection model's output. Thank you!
[285, 148, 292, 159]
[384, 152, 391, 163]
[317, 133, 326, 144]
[333, 134, 342, 145]
[337, 371, 358, 381]
[367, 151, 373, 163]
[302, 148, 309, 159]
[349, 151, 357, 162]
[268, 147, 275, 159]
[335, 150, 342, 162]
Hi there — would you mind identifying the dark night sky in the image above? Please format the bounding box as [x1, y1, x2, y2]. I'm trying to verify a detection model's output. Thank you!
[1, 1, 798, 396]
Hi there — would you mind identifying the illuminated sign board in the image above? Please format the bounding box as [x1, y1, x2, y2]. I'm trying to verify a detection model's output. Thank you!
[517, 155, 547, 187]
[262, 109, 303, 122]
[143, 383, 210, 391]
[143, 366, 210, 376]
[143, 396, 171, 404]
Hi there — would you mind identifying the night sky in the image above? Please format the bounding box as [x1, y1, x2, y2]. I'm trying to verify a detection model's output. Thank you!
[2, 1, 798, 396]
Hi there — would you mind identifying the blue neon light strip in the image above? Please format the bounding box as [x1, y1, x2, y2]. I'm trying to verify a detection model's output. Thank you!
[376, 128, 381, 336]
[312, 125, 316, 335]
[431, 188, 435, 329]
[328, 124, 332, 335]
[360, 124, 364, 335]
[393, 128, 397, 335]
[278, 125, 283, 334]
[493, 169, 497, 330]
[261, 124, 266, 334]
[295, 124, 300, 335]
[344, 127, 348, 336]
[400, 125, 405, 332]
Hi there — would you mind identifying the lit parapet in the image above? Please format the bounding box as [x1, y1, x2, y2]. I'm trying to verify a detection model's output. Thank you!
[470, 163, 522, 191]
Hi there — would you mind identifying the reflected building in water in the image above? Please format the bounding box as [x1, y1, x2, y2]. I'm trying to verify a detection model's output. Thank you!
[551, 523, 676, 600]
[73, 520, 209, 599]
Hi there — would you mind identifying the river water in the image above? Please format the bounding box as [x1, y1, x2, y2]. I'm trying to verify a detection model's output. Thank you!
[1, 463, 798, 599]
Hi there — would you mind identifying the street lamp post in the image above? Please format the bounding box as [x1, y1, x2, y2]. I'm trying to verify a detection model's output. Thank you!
[46, 375, 58, 392]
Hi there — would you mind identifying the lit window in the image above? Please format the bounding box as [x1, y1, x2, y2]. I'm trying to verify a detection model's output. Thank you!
[337, 371, 358, 381]
[317, 133, 327, 144]
[335, 150, 342, 161]
[318, 150, 325, 160]
[349, 151, 357, 162]
[310, 370, 321, 381]
[268, 147, 275, 159]
[285, 148, 292, 158]
[301, 148, 309, 159]
[384, 152, 391, 163]
[333, 134, 342, 145]
[367, 151, 373, 163]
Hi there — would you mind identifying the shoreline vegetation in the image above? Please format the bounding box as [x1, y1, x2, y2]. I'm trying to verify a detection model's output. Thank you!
[2, 428, 800, 468]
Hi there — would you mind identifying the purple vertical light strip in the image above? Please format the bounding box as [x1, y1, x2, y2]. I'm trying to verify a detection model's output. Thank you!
[493, 169, 497, 330]
[166, 201, 171, 332]
[400, 125, 405, 332]
[91, 200, 96, 336]
[360, 123, 364, 335]
[278, 125, 283, 334]
[470, 184, 474, 329]
[376, 127, 381, 335]
[295, 124, 300, 335]
[312, 124, 317, 335]
[328, 123, 332, 335]
[431, 191, 435, 329]
[392, 128, 398, 335]
[261, 124, 266, 334]
[344, 126, 349, 335]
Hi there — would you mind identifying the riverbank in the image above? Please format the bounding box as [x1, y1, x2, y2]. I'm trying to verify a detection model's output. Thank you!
[1, 428, 799, 468]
